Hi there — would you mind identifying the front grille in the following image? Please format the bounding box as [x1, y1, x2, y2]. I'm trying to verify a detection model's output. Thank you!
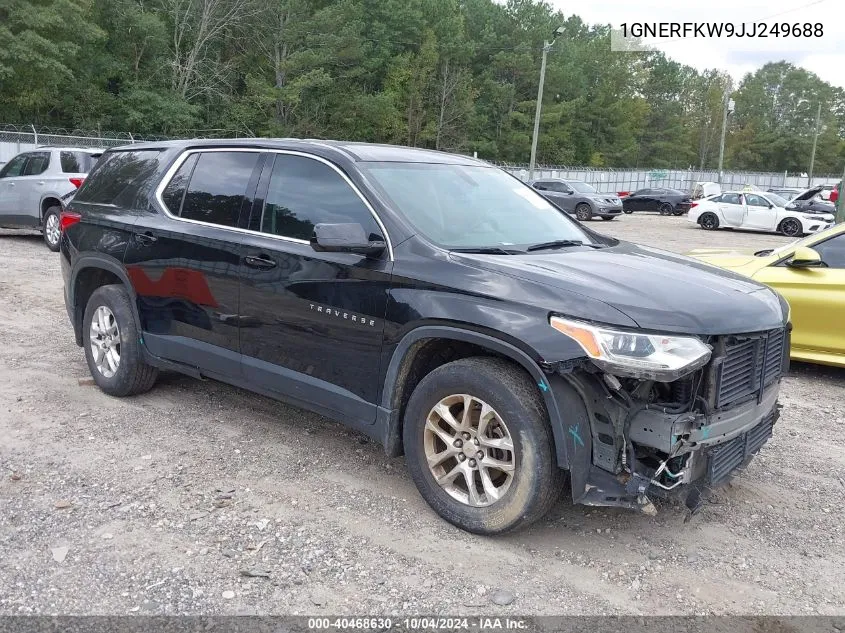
[707, 411, 775, 484]
[715, 328, 786, 409]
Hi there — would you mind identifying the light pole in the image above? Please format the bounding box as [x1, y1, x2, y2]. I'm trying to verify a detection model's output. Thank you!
[716, 95, 735, 185]
[528, 26, 564, 180]
[808, 101, 821, 187]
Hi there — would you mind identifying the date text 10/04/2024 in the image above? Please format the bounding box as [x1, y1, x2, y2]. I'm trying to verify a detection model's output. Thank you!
[307, 617, 529, 630]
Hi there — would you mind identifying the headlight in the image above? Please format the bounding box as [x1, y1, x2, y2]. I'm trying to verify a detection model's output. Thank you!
[801, 214, 817, 220]
[549, 316, 712, 381]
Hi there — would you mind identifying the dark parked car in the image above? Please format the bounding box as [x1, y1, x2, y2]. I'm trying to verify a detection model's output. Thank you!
[622, 187, 692, 215]
[528, 178, 622, 221]
[786, 185, 837, 214]
[60, 140, 789, 534]
[767, 187, 803, 199]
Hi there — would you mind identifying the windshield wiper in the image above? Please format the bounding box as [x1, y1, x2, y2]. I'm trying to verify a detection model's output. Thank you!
[526, 240, 603, 252]
[451, 247, 524, 255]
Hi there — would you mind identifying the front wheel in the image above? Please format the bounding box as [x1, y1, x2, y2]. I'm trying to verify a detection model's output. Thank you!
[403, 357, 564, 535]
[779, 218, 803, 237]
[83, 284, 158, 397]
[600, 216, 615, 221]
[42, 206, 61, 252]
[575, 203, 593, 221]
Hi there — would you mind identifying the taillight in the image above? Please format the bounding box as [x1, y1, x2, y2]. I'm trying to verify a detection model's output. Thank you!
[69, 177, 85, 189]
[690, 202, 698, 208]
[59, 211, 82, 232]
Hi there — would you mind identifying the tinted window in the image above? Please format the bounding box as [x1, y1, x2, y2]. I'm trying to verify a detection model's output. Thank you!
[161, 153, 199, 215]
[633, 189, 651, 196]
[532, 182, 549, 190]
[569, 181, 597, 193]
[745, 194, 769, 207]
[721, 193, 742, 205]
[814, 234, 845, 268]
[261, 154, 379, 241]
[60, 151, 99, 173]
[23, 152, 50, 176]
[549, 182, 572, 193]
[0, 155, 26, 178]
[181, 151, 260, 227]
[75, 150, 163, 207]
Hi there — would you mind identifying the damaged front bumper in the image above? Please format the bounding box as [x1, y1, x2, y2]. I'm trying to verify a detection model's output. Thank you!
[546, 367, 782, 515]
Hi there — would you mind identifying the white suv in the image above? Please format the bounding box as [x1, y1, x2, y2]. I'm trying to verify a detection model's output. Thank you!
[0, 147, 102, 250]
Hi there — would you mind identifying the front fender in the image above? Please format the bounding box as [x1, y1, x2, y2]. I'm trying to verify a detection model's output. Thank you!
[381, 324, 576, 469]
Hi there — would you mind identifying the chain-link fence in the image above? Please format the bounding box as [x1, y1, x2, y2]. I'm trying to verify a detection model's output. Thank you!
[1, 123, 840, 193]
[496, 163, 840, 194]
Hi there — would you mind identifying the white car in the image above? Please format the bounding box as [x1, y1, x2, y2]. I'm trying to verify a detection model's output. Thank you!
[688, 190, 835, 237]
[0, 147, 102, 251]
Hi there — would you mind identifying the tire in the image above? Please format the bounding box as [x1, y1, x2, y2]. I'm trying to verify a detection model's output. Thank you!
[623, 208, 633, 214]
[672, 210, 685, 216]
[83, 284, 158, 397]
[658, 202, 673, 216]
[42, 206, 61, 252]
[699, 212, 719, 230]
[402, 357, 564, 535]
[779, 218, 803, 237]
[575, 203, 592, 221]
[600, 216, 615, 221]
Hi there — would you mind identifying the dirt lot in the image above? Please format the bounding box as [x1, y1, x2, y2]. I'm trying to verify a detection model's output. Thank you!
[1, 214, 843, 616]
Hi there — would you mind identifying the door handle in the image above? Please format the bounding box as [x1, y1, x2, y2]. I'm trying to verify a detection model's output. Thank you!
[135, 231, 158, 245]
[37, 181, 45, 186]
[244, 255, 277, 269]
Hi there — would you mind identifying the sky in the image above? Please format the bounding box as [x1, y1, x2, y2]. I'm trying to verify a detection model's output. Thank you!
[547, 0, 844, 88]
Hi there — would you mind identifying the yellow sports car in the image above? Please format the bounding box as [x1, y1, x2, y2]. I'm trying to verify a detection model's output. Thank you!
[688, 223, 845, 367]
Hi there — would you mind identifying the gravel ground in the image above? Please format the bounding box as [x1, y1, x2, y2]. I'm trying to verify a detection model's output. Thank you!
[1, 214, 843, 616]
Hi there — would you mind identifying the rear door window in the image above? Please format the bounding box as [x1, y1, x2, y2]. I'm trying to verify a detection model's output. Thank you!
[74, 149, 163, 207]
[22, 152, 50, 176]
[721, 193, 743, 205]
[179, 151, 260, 228]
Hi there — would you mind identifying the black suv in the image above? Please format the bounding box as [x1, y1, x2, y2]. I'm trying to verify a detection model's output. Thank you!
[60, 140, 790, 534]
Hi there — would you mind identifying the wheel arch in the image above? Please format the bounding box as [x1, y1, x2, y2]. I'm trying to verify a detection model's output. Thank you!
[379, 325, 569, 469]
[70, 256, 142, 347]
[40, 196, 62, 220]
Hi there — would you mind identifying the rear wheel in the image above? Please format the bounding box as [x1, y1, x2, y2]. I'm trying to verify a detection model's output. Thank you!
[600, 216, 615, 221]
[658, 202, 673, 216]
[699, 212, 719, 230]
[83, 284, 158, 397]
[575, 203, 592, 221]
[403, 357, 563, 535]
[623, 208, 633, 214]
[779, 218, 803, 237]
[42, 206, 61, 252]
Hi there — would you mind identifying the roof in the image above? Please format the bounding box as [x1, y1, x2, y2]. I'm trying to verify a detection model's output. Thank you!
[106, 138, 488, 166]
[34, 146, 104, 153]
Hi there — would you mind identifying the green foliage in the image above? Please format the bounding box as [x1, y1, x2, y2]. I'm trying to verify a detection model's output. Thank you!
[1, 0, 843, 172]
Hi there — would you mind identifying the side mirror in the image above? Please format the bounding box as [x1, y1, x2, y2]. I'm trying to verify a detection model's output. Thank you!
[566, 190, 574, 195]
[311, 223, 386, 256]
[787, 246, 823, 268]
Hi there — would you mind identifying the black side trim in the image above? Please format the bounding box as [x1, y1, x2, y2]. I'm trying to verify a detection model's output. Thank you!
[381, 326, 569, 468]
[0, 214, 40, 228]
[69, 254, 142, 346]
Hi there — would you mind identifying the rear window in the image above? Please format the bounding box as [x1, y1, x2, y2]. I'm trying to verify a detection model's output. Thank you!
[61, 151, 100, 173]
[74, 150, 163, 207]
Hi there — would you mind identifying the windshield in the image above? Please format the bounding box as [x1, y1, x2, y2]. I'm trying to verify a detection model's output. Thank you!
[766, 193, 789, 207]
[570, 181, 598, 194]
[768, 224, 839, 256]
[361, 162, 594, 249]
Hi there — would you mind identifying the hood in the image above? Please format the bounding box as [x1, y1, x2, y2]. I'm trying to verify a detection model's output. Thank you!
[685, 247, 771, 269]
[588, 192, 619, 200]
[452, 242, 785, 335]
[792, 185, 824, 202]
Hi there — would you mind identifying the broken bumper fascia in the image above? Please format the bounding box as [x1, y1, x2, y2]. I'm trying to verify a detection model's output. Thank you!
[546, 372, 780, 514]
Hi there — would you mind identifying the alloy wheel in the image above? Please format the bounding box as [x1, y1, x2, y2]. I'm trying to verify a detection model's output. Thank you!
[701, 214, 717, 229]
[781, 219, 801, 237]
[45, 214, 60, 246]
[423, 394, 515, 507]
[89, 305, 121, 378]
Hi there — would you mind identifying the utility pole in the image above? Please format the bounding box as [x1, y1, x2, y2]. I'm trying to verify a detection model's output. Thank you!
[529, 26, 564, 180]
[808, 102, 821, 187]
[717, 94, 734, 185]
[836, 164, 845, 225]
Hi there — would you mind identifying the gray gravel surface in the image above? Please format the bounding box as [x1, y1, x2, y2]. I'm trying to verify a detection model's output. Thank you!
[1, 215, 843, 615]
